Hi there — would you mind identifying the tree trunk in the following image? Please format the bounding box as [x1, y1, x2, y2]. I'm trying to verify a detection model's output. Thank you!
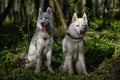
[0, 0, 14, 25]
[82, 0, 86, 13]
[49, 0, 55, 11]
[86, 0, 93, 17]
[43, 0, 49, 11]
[62, 0, 68, 17]
[86, 0, 92, 9]
[0, 0, 1, 16]
[103, 0, 108, 18]
[20, 0, 23, 22]
[95, 0, 98, 17]
[54, 0, 67, 29]
[118, 0, 120, 18]
[34, 0, 40, 17]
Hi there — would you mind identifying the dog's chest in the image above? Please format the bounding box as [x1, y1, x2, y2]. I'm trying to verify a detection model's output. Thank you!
[37, 32, 50, 45]
[42, 35, 49, 41]
[75, 41, 84, 51]
[67, 39, 84, 53]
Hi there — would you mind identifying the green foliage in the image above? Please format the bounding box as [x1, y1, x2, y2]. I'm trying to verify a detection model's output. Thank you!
[89, 19, 103, 30]
[0, 19, 120, 79]
[86, 58, 120, 80]
[53, 41, 64, 63]
[85, 19, 120, 71]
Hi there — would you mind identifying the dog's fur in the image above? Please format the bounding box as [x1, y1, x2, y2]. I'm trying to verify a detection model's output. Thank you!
[24, 7, 54, 73]
[62, 13, 88, 75]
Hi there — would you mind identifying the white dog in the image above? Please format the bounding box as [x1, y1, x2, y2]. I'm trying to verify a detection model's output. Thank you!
[62, 13, 88, 75]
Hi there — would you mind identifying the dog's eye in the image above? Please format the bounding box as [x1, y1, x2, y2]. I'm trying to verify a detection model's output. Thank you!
[82, 25, 86, 29]
[39, 17, 42, 19]
[45, 18, 48, 21]
[82, 24, 85, 26]
[76, 25, 79, 27]
[82, 24, 86, 28]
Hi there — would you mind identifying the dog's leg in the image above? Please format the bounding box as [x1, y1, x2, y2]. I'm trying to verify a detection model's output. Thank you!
[35, 46, 42, 73]
[25, 43, 36, 69]
[62, 38, 69, 73]
[66, 54, 74, 74]
[46, 49, 53, 72]
[62, 38, 67, 52]
[63, 56, 68, 73]
[25, 60, 36, 69]
[76, 53, 88, 75]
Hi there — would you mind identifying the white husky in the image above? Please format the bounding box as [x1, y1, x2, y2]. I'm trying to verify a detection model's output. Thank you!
[62, 13, 88, 75]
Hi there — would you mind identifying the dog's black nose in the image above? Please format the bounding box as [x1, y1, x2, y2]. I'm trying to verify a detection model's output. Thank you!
[80, 30, 84, 34]
[41, 22, 45, 26]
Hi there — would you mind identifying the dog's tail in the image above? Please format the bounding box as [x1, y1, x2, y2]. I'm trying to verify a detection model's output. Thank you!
[19, 53, 28, 59]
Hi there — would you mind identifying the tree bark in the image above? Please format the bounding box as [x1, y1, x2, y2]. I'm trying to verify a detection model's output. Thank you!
[82, 0, 86, 13]
[86, 0, 93, 17]
[34, 0, 40, 17]
[49, 0, 55, 11]
[86, 0, 92, 9]
[20, 0, 24, 22]
[0, 0, 1, 16]
[0, 0, 14, 25]
[43, 0, 49, 11]
[54, 0, 67, 30]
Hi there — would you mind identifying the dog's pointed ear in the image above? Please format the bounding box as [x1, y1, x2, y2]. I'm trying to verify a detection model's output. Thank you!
[46, 7, 52, 15]
[38, 7, 42, 16]
[82, 13, 87, 22]
[72, 13, 78, 22]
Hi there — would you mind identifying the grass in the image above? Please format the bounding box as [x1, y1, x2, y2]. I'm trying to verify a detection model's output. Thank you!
[0, 19, 120, 80]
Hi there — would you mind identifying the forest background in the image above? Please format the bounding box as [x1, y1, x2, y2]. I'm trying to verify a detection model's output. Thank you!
[0, 0, 120, 80]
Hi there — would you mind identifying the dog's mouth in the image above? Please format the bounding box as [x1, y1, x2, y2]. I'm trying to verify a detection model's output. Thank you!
[78, 31, 84, 38]
[41, 27, 46, 32]
[79, 29, 85, 38]
[79, 34, 84, 38]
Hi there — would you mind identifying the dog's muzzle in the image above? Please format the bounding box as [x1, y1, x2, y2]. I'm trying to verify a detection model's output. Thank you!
[41, 22, 45, 26]
[41, 22, 49, 27]
[79, 30, 84, 38]
[79, 26, 87, 38]
[40, 22, 49, 32]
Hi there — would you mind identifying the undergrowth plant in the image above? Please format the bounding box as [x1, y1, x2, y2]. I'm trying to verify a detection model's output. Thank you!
[0, 19, 120, 80]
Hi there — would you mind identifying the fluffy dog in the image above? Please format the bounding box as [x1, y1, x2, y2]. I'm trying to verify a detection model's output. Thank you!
[24, 7, 54, 73]
[62, 13, 88, 75]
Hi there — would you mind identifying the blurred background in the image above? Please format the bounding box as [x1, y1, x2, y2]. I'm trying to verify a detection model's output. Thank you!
[0, 0, 120, 80]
